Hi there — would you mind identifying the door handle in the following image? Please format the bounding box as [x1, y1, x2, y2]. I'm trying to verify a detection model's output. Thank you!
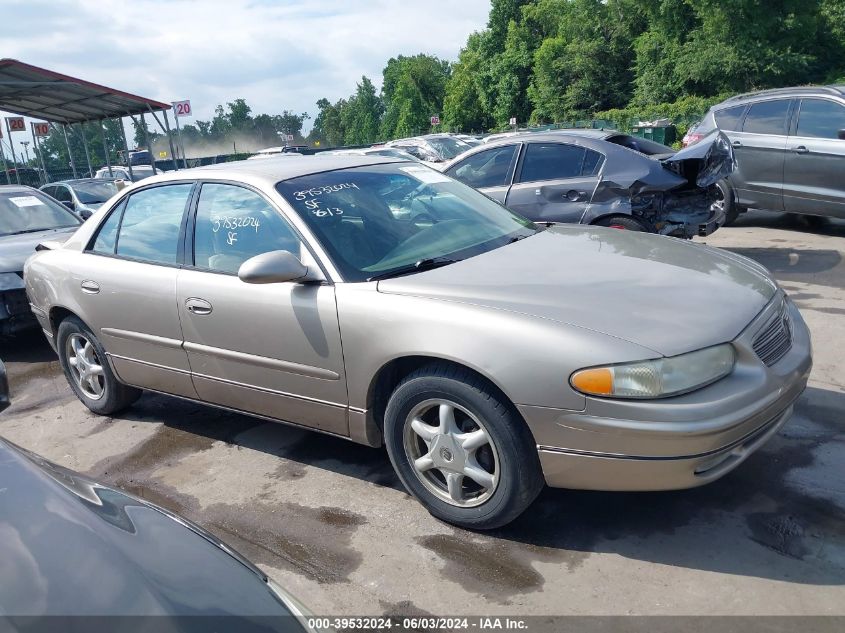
[80, 280, 100, 294]
[731, 140, 742, 148]
[185, 298, 213, 315]
[565, 190, 587, 202]
[792, 145, 809, 154]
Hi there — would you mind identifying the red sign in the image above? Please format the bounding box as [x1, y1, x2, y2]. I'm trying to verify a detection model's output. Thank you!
[172, 100, 192, 117]
[430, 116, 440, 126]
[6, 117, 25, 132]
[32, 122, 50, 137]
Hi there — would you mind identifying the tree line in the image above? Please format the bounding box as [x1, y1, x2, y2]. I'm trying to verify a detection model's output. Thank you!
[313, 0, 845, 144]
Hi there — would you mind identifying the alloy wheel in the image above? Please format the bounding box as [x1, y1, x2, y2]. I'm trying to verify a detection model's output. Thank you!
[403, 398, 499, 508]
[66, 333, 105, 400]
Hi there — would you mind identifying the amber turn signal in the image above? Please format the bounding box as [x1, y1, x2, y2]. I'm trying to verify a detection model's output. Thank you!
[570, 367, 613, 396]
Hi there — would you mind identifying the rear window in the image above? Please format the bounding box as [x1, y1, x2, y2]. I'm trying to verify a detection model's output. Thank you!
[742, 100, 790, 135]
[714, 105, 747, 131]
[796, 99, 845, 140]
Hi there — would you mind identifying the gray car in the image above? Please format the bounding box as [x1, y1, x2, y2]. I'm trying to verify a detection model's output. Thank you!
[40, 178, 120, 219]
[694, 85, 845, 223]
[24, 156, 812, 529]
[443, 130, 732, 238]
[1, 185, 81, 336]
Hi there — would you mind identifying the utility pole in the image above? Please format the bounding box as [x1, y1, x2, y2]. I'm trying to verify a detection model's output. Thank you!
[20, 140, 30, 165]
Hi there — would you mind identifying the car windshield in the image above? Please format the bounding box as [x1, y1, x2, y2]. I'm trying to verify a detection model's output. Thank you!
[425, 136, 471, 160]
[71, 180, 118, 204]
[276, 163, 538, 282]
[0, 190, 81, 236]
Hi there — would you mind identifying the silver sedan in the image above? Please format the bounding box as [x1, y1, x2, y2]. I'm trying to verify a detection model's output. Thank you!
[24, 156, 812, 529]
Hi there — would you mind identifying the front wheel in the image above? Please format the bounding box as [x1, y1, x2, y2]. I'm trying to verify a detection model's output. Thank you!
[57, 316, 142, 415]
[384, 364, 544, 530]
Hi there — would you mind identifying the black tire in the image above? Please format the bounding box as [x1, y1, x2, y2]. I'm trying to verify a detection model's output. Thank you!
[594, 215, 646, 231]
[56, 315, 142, 415]
[384, 363, 544, 530]
[715, 180, 740, 226]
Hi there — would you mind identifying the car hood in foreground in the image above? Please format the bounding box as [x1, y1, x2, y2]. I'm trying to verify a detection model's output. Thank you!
[0, 438, 300, 620]
[378, 226, 776, 357]
[0, 226, 78, 273]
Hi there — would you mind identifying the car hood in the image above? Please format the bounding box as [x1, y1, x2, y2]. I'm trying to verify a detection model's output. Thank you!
[0, 438, 298, 618]
[377, 226, 776, 357]
[0, 226, 78, 273]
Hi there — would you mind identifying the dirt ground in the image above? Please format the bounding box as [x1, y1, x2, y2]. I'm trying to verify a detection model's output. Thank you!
[2, 210, 844, 618]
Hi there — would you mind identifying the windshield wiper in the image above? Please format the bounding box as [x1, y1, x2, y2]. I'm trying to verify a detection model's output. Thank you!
[367, 257, 459, 282]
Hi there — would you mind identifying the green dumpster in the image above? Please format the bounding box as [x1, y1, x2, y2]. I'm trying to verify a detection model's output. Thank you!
[632, 124, 677, 146]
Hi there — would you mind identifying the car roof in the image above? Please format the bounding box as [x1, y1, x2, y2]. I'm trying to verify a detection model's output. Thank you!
[0, 184, 39, 194]
[124, 154, 407, 188]
[719, 85, 845, 106]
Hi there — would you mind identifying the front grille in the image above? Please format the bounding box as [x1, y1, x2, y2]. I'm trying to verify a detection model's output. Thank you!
[753, 302, 792, 366]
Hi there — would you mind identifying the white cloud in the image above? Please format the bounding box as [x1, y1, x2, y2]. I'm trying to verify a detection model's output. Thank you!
[0, 0, 490, 152]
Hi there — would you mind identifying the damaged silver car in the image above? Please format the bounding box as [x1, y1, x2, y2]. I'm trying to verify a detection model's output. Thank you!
[443, 130, 734, 238]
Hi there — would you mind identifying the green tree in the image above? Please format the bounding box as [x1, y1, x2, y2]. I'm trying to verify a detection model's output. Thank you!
[443, 32, 495, 132]
[342, 76, 384, 144]
[380, 54, 451, 138]
[310, 98, 347, 146]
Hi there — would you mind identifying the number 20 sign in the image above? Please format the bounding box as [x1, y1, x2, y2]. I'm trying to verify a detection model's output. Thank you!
[6, 117, 25, 132]
[172, 100, 192, 117]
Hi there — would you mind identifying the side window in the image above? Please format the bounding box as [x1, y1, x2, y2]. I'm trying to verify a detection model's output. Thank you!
[581, 149, 604, 176]
[90, 201, 125, 254]
[446, 145, 518, 189]
[193, 183, 301, 275]
[519, 143, 587, 182]
[115, 184, 193, 264]
[742, 100, 790, 135]
[54, 186, 72, 203]
[714, 105, 747, 131]
[796, 99, 845, 140]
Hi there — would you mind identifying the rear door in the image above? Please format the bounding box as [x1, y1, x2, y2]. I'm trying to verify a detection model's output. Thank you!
[783, 97, 845, 218]
[729, 99, 793, 211]
[443, 144, 519, 204]
[75, 182, 198, 397]
[176, 182, 348, 435]
[505, 142, 604, 223]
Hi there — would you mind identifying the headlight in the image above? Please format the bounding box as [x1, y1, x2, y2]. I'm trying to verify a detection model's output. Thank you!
[570, 344, 735, 399]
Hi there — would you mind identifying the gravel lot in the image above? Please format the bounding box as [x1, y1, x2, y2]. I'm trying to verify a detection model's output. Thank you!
[2, 210, 844, 618]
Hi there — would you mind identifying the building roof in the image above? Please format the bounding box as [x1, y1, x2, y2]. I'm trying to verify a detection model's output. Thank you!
[0, 59, 171, 124]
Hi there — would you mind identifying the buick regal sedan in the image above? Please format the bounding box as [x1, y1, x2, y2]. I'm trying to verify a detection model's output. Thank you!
[24, 156, 812, 529]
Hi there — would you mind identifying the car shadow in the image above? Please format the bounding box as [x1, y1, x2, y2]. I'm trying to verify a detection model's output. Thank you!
[731, 210, 845, 237]
[99, 383, 844, 587]
[1, 329, 57, 364]
[727, 246, 842, 277]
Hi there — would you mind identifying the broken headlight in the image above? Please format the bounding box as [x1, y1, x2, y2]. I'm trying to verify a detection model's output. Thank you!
[570, 344, 735, 399]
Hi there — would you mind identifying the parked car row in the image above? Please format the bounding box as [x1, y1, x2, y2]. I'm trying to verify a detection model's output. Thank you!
[18, 153, 811, 530]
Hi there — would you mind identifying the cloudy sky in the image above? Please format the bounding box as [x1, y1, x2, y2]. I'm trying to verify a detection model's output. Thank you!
[0, 0, 490, 159]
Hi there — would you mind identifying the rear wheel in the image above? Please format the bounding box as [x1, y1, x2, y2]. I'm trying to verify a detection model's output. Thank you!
[714, 180, 739, 226]
[594, 215, 646, 231]
[384, 363, 544, 530]
[57, 316, 142, 415]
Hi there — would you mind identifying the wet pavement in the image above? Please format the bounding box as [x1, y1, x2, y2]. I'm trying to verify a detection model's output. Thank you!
[1, 210, 844, 616]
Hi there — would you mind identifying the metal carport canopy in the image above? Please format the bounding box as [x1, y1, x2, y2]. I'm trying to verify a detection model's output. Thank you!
[0, 58, 171, 123]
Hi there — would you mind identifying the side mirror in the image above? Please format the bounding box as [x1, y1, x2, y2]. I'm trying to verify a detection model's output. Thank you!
[79, 208, 93, 220]
[838, 129, 845, 140]
[238, 250, 313, 284]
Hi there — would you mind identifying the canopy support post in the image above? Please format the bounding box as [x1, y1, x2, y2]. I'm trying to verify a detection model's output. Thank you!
[139, 112, 157, 175]
[60, 123, 78, 179]
[78, 123, 93, 177]
[100, 120, 113, 177]
[31, 126, 49, 185]
[4, 118, 21, 184]
[118, 117, 135, 181]
[0, 138, 10, 185]
[150, 106, 179, 171]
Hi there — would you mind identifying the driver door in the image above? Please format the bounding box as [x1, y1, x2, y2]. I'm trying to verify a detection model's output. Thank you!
[176, 182, 348, 435]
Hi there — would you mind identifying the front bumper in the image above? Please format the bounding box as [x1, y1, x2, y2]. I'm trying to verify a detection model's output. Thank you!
[519, 293, 812, 491]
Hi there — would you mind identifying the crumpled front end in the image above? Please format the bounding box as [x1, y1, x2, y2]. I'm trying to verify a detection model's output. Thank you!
[0, 272, 37, 336]
[584, 131, 735, 238]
